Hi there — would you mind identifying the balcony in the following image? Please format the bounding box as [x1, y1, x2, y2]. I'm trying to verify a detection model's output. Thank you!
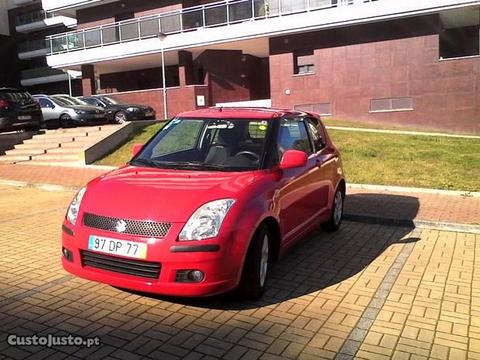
[41, 0, 118, 13]
[46, 0, 480, 68]
[20, 67, 68, 86]
[15, 10, 76, 33]
[18, 39, 48, 59]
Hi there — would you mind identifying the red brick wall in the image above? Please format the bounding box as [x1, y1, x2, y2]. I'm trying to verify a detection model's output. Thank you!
[195, 50, 269, 105]
[106, 85, 209, 119]
[269, 16, 480, 134]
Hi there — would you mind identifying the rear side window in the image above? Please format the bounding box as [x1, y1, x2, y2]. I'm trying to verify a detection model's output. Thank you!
[306, 117, 326, 152]
[0, 90, 35, 105]
[38, 98, 54, 108]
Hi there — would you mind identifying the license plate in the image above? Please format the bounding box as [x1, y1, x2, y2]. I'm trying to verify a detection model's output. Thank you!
[18, 115, 31, 120]
[145, 112, 153, 117]
[88, 235, 147, 259]
[94, 114, 104, 118]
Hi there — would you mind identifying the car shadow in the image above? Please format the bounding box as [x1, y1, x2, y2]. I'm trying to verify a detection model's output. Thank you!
[121, 193, 420, 310]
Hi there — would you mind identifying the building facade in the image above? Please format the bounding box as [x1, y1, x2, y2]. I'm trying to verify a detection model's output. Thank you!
[38, 0, 480, 133]
[1, 0, 80, 95]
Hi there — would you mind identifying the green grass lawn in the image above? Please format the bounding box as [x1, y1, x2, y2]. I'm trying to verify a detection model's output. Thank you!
[95, 123, 480, 191]
[322, 118, 477, 135]
[329, 130, 480, 191]
[95, 122, 165, 166]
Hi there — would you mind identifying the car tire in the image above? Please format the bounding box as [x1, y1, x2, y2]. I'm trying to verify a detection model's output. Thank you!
[238, 225, 271, 300]
[60, 114, 72, 128]
[322, 186, 344, 232]
[114, 111, 127, 124]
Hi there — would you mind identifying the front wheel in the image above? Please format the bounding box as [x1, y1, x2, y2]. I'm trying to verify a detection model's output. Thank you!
[322, 187, 344, 232]
[59, 114, 72, 128]
[114, 111, 127, 124]
[238, 225, 271, 300]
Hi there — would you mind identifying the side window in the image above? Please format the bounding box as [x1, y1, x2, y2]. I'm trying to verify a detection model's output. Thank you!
[277, 118, 313, 160]
[38, 98, 53, 108]
[306, 117, 326, 152]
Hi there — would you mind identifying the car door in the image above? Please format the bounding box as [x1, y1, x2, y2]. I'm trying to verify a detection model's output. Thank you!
[305, 116, 335, 218]
[37, 98, 57, 122]
[276, 117, 319, 245]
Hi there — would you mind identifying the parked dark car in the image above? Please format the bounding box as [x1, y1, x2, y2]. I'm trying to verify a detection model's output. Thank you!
[0, 88, 43, 133]
[33, 94, 107, 128]
[79, 95, 156, 124]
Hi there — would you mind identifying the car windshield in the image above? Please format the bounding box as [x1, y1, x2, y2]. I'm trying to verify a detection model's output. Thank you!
[101, 96, 127, 105]
[56, 96, 87, 106]
[131, 118, 271, 171]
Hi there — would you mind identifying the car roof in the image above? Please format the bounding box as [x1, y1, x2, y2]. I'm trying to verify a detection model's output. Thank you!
[177, 107, 311, 120]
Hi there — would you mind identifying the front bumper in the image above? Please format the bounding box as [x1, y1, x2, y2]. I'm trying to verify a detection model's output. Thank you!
[61, 221, 240, 297]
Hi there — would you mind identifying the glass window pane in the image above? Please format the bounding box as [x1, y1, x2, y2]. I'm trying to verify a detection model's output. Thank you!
[140, 18, 159, 37]
[229, 1, 252, 22]
[205, 6, 227, 26]
[120, 21, 139, 41]
[102, 26, 118, 44]
[160, 13, 181, 33]
[84, 30, 101, 47]
[182, 9, 203, 30]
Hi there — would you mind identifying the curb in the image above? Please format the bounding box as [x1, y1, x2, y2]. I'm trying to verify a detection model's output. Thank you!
[347, 183, 480, 198]
[0, 179, 79, 192]
[344, 213, 480, 234]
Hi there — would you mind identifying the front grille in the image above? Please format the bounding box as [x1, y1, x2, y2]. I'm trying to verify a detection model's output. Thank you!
[83, 213, 171, 237]
[81, 250, 161, 279]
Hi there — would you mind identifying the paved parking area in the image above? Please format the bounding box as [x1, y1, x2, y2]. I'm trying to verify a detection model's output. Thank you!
[0, 185, 479, 360]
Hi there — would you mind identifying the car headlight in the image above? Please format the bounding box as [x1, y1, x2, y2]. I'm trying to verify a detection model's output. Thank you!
[179, 199, 235, 241]
[74, 109, 86, 114]
[66, 187, 86, 225]
[126, 107, 139, 112]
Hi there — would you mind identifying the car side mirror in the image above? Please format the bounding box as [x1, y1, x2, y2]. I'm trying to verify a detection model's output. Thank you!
[132, 143, 143, 157]
[279, 150, 308, 170]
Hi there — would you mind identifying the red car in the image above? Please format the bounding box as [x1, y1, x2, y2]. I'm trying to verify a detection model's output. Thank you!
[62, 108, 345, 299]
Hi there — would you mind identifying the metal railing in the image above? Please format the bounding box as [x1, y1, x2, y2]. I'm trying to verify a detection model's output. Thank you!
[21, 67, 66, 79]
[46, 0, 378, 55]
[18, 38, 48, 53]
[16, 10, 54, 26]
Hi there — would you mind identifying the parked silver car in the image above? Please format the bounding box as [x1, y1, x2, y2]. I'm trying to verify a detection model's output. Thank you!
[33, 94, 107, 128]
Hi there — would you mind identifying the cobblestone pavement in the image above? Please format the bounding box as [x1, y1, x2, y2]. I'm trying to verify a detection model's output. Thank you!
[0, 184, 479, 359]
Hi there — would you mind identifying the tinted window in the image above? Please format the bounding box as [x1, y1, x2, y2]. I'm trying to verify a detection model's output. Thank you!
[306, 117, 325, 152]
[277, 118, 313, 159]
[38, 98, 54, 108]
[82, 98, 101, 106]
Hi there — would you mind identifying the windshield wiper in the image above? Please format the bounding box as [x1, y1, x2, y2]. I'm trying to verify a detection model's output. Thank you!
[130, 158, 164, 168]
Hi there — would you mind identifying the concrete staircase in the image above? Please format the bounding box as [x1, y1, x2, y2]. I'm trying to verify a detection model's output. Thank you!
[0, 125, 123, 166]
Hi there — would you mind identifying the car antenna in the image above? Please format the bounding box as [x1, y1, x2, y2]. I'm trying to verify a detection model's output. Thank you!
[218, 106, 223, 112]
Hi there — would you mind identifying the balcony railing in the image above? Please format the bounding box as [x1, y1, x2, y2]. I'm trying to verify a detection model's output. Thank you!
[16, 10, 54, 26]
[46, 0, 378, 55]
[21, 67, 65, 79]
[18, 39, 47, 53]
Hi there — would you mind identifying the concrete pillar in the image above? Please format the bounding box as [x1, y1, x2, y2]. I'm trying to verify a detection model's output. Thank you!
[81, 64, 96, 95]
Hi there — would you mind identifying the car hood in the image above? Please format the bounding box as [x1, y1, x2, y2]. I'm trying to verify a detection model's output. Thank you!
[113, 104, 151, 110]
[81, 165, 258, 223]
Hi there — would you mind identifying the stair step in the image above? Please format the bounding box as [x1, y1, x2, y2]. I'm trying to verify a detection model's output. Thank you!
[31, 153, 82, 161]
[5, 148, 46, 156]
[45, 148, 83, 155]
[14, 143, 61, 150]
[0, 154, 33, 162]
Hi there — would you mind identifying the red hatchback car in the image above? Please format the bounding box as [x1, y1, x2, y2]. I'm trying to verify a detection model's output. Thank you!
[62, 108, 345, 299]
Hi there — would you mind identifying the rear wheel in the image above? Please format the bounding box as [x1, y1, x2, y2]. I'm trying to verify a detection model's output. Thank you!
[238, 225, 271, 300]
[114, 111, 127, 124]
[59, 114, 72, 128]
[322, 186, 344, 232]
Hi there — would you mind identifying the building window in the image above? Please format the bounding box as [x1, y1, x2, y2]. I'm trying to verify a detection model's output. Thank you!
[295, 103, 332, 115]
[370, 98, 413, 112]
[439, 26, 480, 59]
[293, 49, 315, 75]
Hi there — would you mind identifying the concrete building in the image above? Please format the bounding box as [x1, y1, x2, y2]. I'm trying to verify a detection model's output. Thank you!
[2, 0, 80, 94]
[38, 0, 480, 133]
